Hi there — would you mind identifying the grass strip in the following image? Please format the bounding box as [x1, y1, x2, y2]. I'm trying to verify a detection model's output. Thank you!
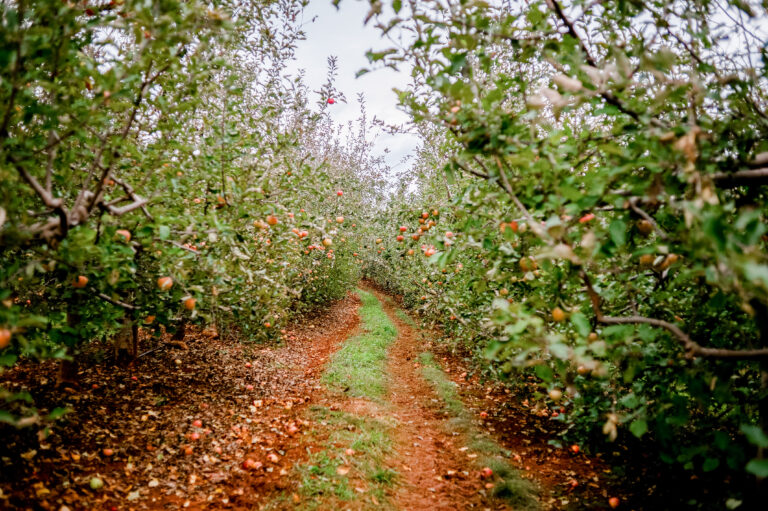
[277, 290, 399, 510]
[293, 407, 397, 510]
[323, 289, 397, 400]
[419, 351, 540, 510]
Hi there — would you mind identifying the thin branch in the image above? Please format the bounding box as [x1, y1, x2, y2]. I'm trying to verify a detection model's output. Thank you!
[452, 157, 489, 179]
[97, 293, 137, 310]
[628, 197, 668, 239]
[712, 167, 768, 187]
[581, 271, 768, 360]
[106, 198, 149, 216]
[492, 155, 552, 242]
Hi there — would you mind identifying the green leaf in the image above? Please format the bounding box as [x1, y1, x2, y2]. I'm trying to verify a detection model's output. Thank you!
[741, 424, 768, 448]
[570, 312, 590, 337]
[158, 225, 171, 240]
[629, 419, 648, 438]
[392, 0, 402, 14]
[702, 457, 719, 472]
[746, 459, 768, 478]
[608, 219, 626, 248]
[534, 364, 553, 381]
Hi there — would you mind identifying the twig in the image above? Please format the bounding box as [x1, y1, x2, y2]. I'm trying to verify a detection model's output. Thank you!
[627, 197, 668, 239]
[581, 271, 768, 360]
[712, 167, 768, 187]
[97, 293, 137, 310]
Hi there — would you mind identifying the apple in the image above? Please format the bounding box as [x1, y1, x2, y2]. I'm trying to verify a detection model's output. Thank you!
[246, 384, 254, 390]
[519, 257, 536, 272]
[432, 209, 439, 216]
[479, 411, 488, 418]
[499, 288, 508, 296]
[412, 234, 420, 241]
[421, 212, 429, 219]
[375, 238, 382, 244]
[480, 467, 493, 479]
[588, 332, 598, 341]
[189, 432, 201, 441]
[639, 254, 655, 266]
[445, 231, 454, 238]
[399, 226, 407, 232]
[407, 249, 414, 255]
[193, 419, 203, 427]
[266, 215, 278, 226]
[637, 220, 653, 235]
[102, 448, 114, 456]
[327, 98, 335, 104]
[551, 307, 566, 322]
[184, 297, 196, 310]
[0, 329, 11, 349]
[157, 276, 173, 291]
[336, 216, 344, 223]
[578, 212, 595, 223]
[144, 315, 155, 324]
[73, 275, 89, 288]
[323, 238, 332, 247]
[264, 321, 271, 328]
[396, 235, 404, 242]
[337, 190, 343, 196]
[609, 497, 620, 508]
[89, 477, 104, 490]
[115, 229, 131, 242]
[548, 389, 563, 401]
[245, 362, 252, 368]
[184, 445, 194, 455]
[570, 444, 580, 454]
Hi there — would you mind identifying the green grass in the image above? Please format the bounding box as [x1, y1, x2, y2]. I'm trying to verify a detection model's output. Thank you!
[285, 290, 399, 510]
[292, 407, 397, 510]
[395, 309, 418, 327]
[418, 352, 540, 510]
[323, 289, 397, 400]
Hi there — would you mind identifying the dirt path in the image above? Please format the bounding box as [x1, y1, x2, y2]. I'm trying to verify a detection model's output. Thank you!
[366, 286, 515, 511]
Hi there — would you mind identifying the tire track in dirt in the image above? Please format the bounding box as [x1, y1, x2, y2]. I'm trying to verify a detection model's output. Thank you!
[364, 286, 515, 511]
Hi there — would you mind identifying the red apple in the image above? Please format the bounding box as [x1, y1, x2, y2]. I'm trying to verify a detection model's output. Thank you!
[0, 329, 11, 349]
[157, 276, 173, 291]
[609, 497, 620, 508]
[73, 275, 89, 288]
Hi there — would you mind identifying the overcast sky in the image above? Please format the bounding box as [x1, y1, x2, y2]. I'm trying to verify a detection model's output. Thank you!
[288, 0, 417, 172]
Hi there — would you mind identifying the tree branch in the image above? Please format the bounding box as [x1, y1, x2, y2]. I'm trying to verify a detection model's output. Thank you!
[628, 197, 668, 239]
[97, 293, 137, 311]
[581, 271, 768, 360]
[712, 167, 768, 187]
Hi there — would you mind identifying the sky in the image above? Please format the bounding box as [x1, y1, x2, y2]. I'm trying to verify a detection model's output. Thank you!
[288, 0, 417, 172]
